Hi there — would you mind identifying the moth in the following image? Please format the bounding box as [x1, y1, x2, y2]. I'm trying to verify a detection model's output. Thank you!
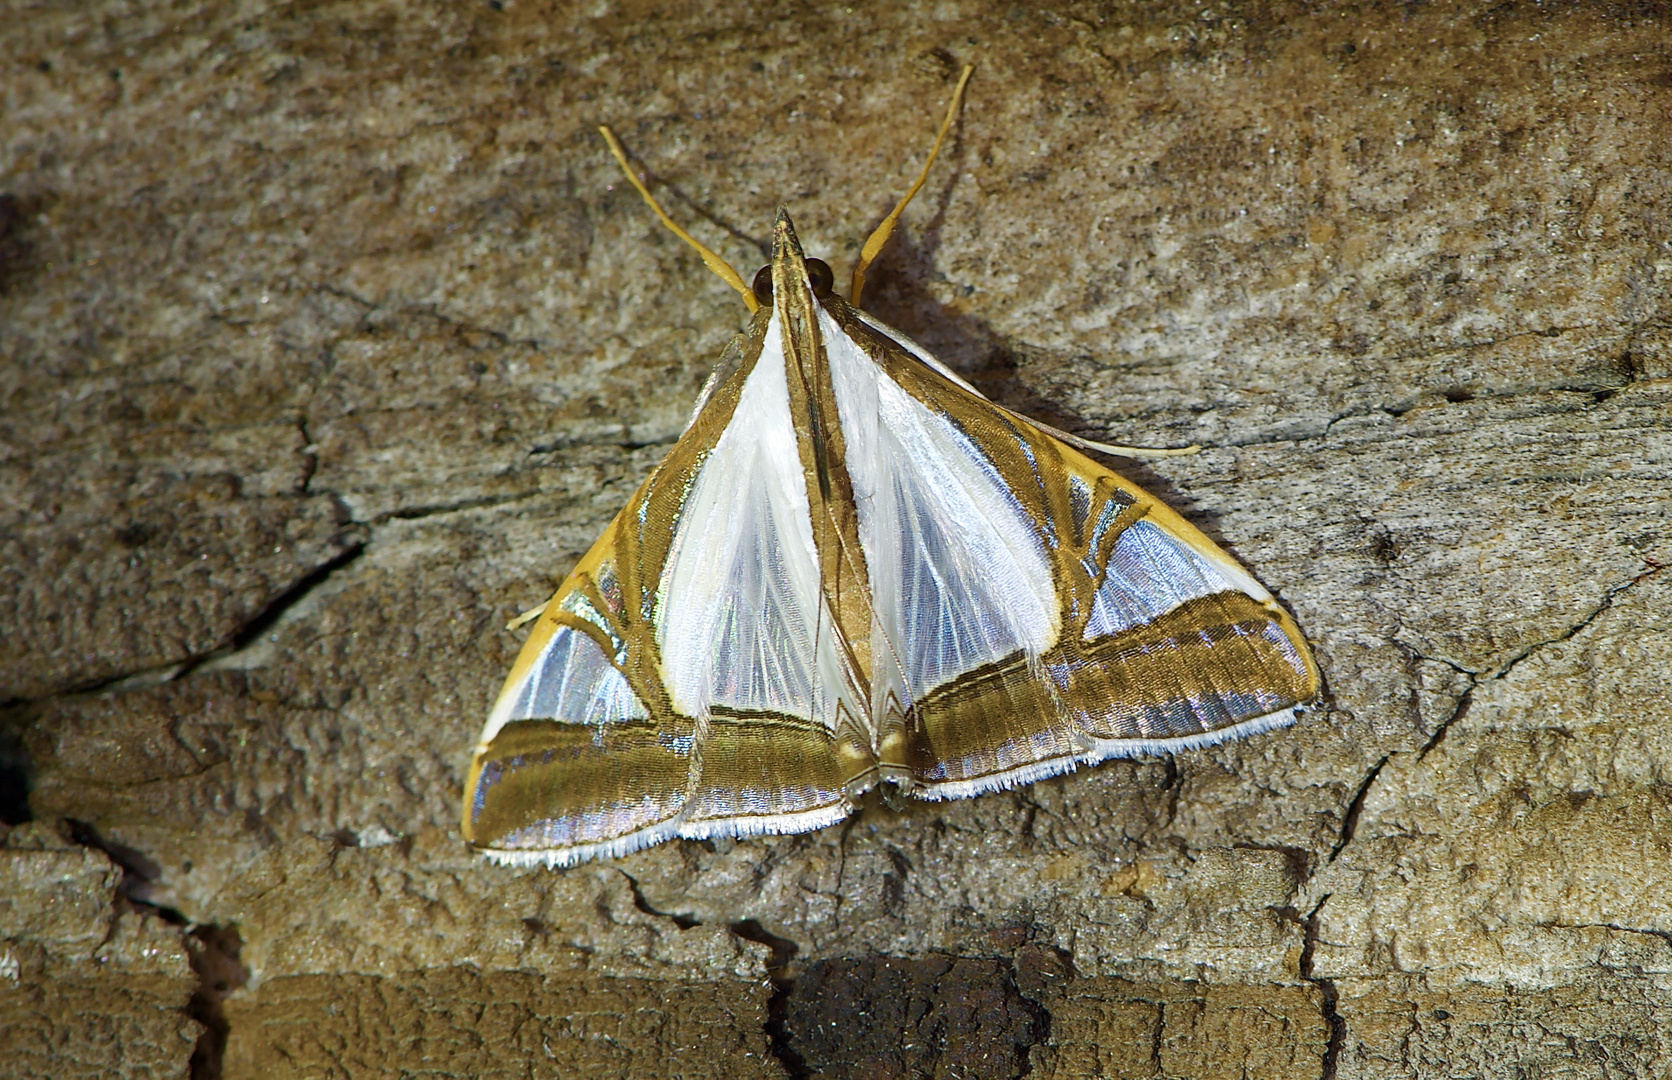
[463, 69, 1319, 867]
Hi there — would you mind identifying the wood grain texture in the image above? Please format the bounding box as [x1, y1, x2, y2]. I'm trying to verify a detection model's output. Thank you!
[3, 2, 1668, 1077]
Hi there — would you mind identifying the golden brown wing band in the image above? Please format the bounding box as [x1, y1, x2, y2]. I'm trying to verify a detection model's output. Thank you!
[907, 591, 1314, 790]
[467, 717, 693, 850]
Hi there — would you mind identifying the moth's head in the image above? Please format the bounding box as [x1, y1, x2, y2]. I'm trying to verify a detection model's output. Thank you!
[599, 67, 967, 321]
[751, 208, 837, 308]
[750, 258, 835, 307]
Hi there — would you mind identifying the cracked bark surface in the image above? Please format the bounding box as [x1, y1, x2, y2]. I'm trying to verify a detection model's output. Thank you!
[3, 2, 1670, 1077]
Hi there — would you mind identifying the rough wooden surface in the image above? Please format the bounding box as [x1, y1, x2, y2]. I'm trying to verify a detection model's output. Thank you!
[3, 2, 1669, 1077]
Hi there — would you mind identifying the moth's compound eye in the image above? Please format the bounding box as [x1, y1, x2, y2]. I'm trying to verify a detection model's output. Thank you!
[751, 265, 773, 305]
[805, 258, 835, 299]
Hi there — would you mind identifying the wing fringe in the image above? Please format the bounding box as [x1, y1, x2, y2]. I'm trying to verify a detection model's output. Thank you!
[913, 705, 1305, 802]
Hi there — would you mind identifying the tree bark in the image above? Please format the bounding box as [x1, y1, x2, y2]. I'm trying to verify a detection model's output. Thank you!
[3, 3, 1669, 1077]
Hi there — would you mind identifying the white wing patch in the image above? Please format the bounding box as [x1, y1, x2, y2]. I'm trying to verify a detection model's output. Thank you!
[822, 310, 1059, 713]
[479, 625, 649, 747]
[1084, 520, 1237, 639]
[655, 310, 849, 728]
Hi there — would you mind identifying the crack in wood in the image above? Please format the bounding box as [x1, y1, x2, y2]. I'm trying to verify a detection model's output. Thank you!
[1330, 755, 1390, 863]
[1299, 894, 1345, 1080]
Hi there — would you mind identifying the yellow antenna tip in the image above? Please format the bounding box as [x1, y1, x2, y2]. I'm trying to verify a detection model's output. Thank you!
[598, 125, 758, 312]
[851, 64, 975, 308]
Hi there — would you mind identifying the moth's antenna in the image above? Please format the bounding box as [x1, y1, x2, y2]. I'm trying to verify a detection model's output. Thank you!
[850, 64, 974, 308]
[598, 126, 759, 313]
